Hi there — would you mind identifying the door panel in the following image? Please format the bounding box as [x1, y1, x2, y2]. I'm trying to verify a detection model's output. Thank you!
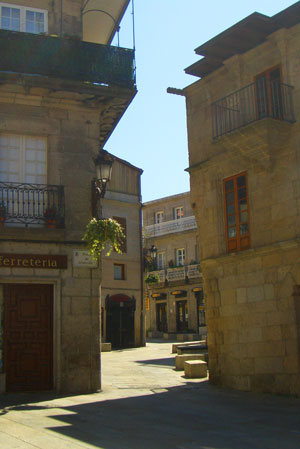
[4, 284, 53, 391]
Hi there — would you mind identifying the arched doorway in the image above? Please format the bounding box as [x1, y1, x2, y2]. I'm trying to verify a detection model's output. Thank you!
[106, 294, 135, 349]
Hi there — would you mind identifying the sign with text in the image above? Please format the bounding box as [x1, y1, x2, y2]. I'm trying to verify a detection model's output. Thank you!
[0, 254, 68, 269]
[73, 250, 98, 268]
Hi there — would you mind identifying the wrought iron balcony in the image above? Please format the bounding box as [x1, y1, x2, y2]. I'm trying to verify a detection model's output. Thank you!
[0, 182, 65, 228]
[144, 216, 197, 238]
[0, 29, 136, 89]
[212, 81, 295, 139]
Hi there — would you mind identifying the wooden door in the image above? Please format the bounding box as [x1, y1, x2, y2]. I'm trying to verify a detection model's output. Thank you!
[156, 303, 167, 332]
[4, 284, 53, 391]
[176, 300, 188, 332]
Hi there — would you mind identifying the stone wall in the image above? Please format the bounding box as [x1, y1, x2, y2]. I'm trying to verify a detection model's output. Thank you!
[203, 241, 300, 395]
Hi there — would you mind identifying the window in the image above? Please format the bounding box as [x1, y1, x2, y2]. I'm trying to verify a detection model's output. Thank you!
[176, 248, 185, 266]
[224, 172, 250, 253]
[0, 134, 47, 183]
[0, 3, 47, 34]
[114, 264, 125, 280]
[255, 66, 282, 120]
[174, 206, 184, 220]
[157, 251, 165, 270]
[113, 217, 127, 253]
[155, 211, 164, 224]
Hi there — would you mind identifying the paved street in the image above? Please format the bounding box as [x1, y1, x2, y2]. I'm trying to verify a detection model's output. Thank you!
[0, 340, 300, 449]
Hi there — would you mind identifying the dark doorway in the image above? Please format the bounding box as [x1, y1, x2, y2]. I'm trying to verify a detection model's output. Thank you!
[106, 294, 135, 349]
[176, 300, 188, 332]
[156, 302, 167, 332]
[3, 283, 53, 392]
[195, 290, 206, 333]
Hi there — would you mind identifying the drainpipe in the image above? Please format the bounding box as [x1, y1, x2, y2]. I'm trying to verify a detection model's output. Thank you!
[138, 176, 145, 346]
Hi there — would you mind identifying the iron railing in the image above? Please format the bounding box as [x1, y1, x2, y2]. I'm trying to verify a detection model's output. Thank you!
[0, 182, 65, 227]
[144, 216, 197, 238]
[0, 29, 136, 88]
[212, 81, 295, 139]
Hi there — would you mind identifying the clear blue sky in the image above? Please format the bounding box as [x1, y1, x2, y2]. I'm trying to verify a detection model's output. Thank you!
[108, 0, 296, 202]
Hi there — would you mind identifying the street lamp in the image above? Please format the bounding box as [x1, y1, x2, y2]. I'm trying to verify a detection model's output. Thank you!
[94, 149, 114, 198]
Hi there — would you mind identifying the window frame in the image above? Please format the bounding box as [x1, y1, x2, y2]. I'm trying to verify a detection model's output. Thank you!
[0, 2, 48, 34]
[174, 206, 184, 220]
[176, 248, 185, 266]
[113, 263, 125, 281]
[155, 210, 164, 224]
[223, 172, 251, 253]
[157, 251, 165, 270]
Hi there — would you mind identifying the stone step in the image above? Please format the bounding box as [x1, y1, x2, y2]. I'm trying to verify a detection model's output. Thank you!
[101, 342, 112, 352]
[172, 340, 206, 353]
[184, 360, 208, 378]
[175, 353, 208, 370]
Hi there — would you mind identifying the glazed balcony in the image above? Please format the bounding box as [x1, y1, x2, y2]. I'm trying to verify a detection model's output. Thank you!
[0, 29, 135, 89]
[212, 81, 295, 139]
[144, 216, 197, 238]
[0, 182, 65, 228]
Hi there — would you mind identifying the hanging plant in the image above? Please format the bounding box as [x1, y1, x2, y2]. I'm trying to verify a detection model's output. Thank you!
[145, 273, 160, 284]
[83, 218, 125, 259]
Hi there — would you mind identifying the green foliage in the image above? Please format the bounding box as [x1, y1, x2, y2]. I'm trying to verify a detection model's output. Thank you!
[145, 273, 160, 284]
[0, 201, 6, 218]
[83, 218, 125, 260]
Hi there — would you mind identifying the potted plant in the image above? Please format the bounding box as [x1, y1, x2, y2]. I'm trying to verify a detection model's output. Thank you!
[145, 273, 160, 284]
[0, 201, 6, 225]
[83, 218, 125, 259]
[44, 206, 57, 228]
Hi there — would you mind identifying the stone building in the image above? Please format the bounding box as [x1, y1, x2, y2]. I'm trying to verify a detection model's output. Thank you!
[0, 0, 137, 393]
[183, 2, 300, 395]
[143, 192, 205, 341]
[101, 155, 143, 350]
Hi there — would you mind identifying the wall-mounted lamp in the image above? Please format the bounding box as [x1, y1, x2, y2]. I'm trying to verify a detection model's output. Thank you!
[92, 149, 114, 218]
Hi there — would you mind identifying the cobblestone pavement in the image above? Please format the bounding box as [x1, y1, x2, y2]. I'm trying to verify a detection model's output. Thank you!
[0, 340, 300, 449]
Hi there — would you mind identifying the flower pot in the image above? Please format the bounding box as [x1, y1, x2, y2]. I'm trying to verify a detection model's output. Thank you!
[45, 219, 56, 229]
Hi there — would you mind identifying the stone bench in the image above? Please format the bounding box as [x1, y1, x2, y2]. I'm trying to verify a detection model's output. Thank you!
[175, 353, 208, 370]
[101, 342, 112, 352]
[176, 344, 208, 355]
[172, 340, 206, 353]
[184, 360, 208, 378]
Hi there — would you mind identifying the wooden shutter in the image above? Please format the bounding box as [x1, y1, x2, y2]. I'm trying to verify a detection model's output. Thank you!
[113, 216, 127, 253]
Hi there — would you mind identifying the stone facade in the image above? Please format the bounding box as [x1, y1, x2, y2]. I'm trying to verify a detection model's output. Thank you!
[143, 192, 204, 340]
[184, 4, 300, 394]
[0, 0, 136, 393]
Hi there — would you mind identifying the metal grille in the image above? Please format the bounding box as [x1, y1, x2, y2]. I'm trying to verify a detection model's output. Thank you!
[0, 182, 65, 227]
[212, 81, 295, 139]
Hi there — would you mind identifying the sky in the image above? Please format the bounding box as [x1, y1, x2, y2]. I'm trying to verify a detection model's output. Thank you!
[108, 0, 296, 203]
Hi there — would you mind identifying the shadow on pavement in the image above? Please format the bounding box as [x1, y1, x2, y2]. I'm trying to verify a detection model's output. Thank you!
[135, 357, 175, 367]
[1, 382, 300, 449]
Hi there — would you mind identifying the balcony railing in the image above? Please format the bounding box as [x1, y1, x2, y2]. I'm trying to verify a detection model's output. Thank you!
[0, 182, 65, 228]
[144, 216, 197, 238]
[212, 81, 295, 139]
[146, 264, 202, 285]
[0, 29, 136, 89]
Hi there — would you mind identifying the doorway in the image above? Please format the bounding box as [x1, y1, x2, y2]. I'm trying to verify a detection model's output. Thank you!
[106, 294, 135, 349]
[3, 284, 53, 392]
[156, 302, 167, 332]
[176, 300, 188, 332]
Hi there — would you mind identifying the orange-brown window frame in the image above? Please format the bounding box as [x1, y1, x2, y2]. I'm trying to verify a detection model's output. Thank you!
[223, 172, 251, 253]
[254, 65, 283, 120]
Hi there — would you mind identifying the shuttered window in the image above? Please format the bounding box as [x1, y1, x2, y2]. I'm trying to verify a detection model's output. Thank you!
[113, 216, 127, 253]
[224, 172, 250, 253]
